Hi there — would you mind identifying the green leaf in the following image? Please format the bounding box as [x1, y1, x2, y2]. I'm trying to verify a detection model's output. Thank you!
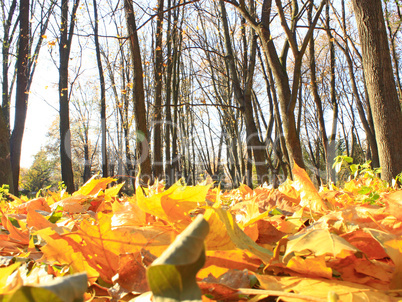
[350, 164, 359, 176]
[343, 156, 353, 163]
[7, 273, 87, 302]
[48, 205, 63, 223]
[358, 186, 372, 195]
[147, 215, 209, 302]
[269, 208, 283, 216]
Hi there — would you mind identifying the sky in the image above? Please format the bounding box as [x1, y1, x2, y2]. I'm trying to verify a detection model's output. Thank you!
[13, 50, 60, 168]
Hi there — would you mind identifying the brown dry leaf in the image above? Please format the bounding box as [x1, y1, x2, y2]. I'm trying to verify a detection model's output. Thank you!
[108, 252, 150, 300]
[277, 181, 301, 205]
[202, 269, 251, 289]
[198, 281, 240, 301]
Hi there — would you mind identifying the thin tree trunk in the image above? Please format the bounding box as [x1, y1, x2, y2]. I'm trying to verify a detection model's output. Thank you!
[59, 0, 79, 194]
[308, 1, 328, 183]
[10, 0, 30, 194]
[2, 0, 17, 128]
[153, 0, 164, 180]
[124, 0, 152, 184]
[93, 0, 108, 178]
[0, 107, 13, 192]
[220, 0, 269, 183]
[326, 0, 338, 183]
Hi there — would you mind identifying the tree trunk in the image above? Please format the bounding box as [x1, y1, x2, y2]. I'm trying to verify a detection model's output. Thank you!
[308, 1, 328, 183]
[0, 107, 13, 193]
[124, 0, 152, 184]
[59, 0, 80, 194]
[220, 0, 269, 183]
[2, 0, 17, 128]
[10, 0, 30, 194]
[83, 143, 91, 182]
[153, 0, 164, 181]
[352, 0, 402, 183]
[93, 0, 108, 178]
[164, 0, 173, 186]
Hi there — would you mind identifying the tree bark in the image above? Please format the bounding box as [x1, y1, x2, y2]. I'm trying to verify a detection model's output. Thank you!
[220, 0, 269, 183]
[2, 0, 17, 128]
[124, 0, 152, 184]
[0, 107, 13, 192]
[59, 0, 80, 194]
[93, 0, 108, 178]
[153, 0, 164, 181]
[10, 0, 30, 194]
[352, 0, 402, 183]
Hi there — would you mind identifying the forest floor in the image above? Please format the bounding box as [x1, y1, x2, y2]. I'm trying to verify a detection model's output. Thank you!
[1, 164, 402, 301]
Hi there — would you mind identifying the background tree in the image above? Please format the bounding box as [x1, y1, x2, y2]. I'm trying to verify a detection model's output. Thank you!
[10, 0, 29, 194]
[0, 107, 12, 191]
[124, 0, 152, 183]
[20, 148, 56, 193]
[58, 0, 80, 193]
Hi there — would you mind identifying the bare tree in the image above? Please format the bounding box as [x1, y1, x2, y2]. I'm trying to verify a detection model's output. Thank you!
[10, 0, 30, 194]
[59, 0, 80, 193]
[124, 0, 152, 184]
[91, 0, 108, 178]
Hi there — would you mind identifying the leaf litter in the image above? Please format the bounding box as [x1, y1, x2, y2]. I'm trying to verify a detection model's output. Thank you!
[0, 164, 402, 301]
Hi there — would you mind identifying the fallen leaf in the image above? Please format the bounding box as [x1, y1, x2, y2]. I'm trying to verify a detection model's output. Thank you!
[292, 163, 328, 212]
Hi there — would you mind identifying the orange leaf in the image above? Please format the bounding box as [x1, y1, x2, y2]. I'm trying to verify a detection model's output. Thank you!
[62, 213, 173, 283]
[50, 195, 87, 214]
[73, 175, 116, 196]
[37, 228, 99, 284]
[198, 250, 263, 279]
[108, 252, 150, 299]
[287, 255, 332, 279]
[292, 162, 328, 212]
[0, 213, 29, 245]
[15, 197, 51, 214]
[26, 207, 56, 231]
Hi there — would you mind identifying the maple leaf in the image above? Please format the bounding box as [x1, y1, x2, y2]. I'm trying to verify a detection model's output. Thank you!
[256, 275, 398, 301]
[0, 212, 30, 245]
[204, 206, 273, 263]
[136, 180, 211, 230]
[198, 250, 263, 279]
[291, 162, 329, 212]
[283, 228, 361, 263]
